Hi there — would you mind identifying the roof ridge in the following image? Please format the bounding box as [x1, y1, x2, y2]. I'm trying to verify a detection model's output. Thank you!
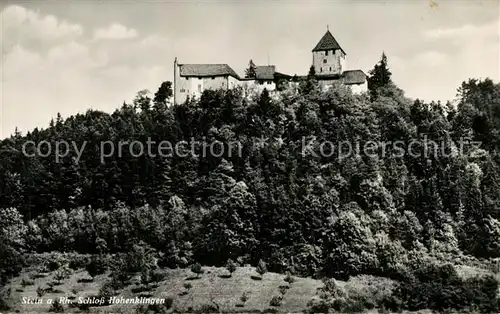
[312, 30, 345, 54]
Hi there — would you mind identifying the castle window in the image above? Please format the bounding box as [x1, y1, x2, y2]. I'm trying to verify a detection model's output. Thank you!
[325, 50, 329, 56]
[329, 67, 332, 71]
[323, 59, 327, 63]
[198, 84, 202, 93]
[211, 77, 215, 79]
[185, 77, 188, 80]
[320, 68, 322, 72]
[180, 88, 185, 93]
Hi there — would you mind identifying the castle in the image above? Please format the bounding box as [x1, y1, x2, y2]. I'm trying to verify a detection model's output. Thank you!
[173, 29, 367, 104]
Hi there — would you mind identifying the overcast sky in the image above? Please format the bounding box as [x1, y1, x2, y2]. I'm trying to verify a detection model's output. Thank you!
[1, 0, 499, 139]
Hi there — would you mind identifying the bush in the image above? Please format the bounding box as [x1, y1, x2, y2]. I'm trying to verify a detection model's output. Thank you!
[256, 259, 267, 276]
[54, 266, 71, 283]
[198, 303, 219, 313]
[226, 259, 237, 276]
[140, 268, 152, 285]
[47, 260, 61, 272]
[0, 288, 12, 311]
[68, 255, 90, 270]
[269, 295, 282, 307]
[150, 270, 166, 282]
[21, 277, 34, 287]
[307, 297, 329, 313]
[98, 280, 117, 302]
[85, 255, 107, 278]
[284, 271, 295, 284]
[184, 282, 192, 290]
[240, 292, 249, 303]
[389, 262, 500, 312]
[49, 300, 64, 312]
[190, 263, 203, 277]
[278, 285, 289, 295]
[36, 286, 46, 297]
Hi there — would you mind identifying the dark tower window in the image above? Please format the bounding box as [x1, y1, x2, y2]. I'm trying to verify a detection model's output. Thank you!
[329, 67, 332, 71]
[323, 59, 327, 63]
[320, 68, 322, 72]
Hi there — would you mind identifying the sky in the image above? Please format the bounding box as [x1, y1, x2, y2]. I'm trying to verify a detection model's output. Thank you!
[1, 0, 499, 139]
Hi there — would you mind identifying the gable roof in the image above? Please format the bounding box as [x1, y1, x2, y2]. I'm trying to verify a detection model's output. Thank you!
[312, 30, 345, 54]
[342, 70, 366, 85]
[255, 65, 275, 80]
[179, 64, 240, 79]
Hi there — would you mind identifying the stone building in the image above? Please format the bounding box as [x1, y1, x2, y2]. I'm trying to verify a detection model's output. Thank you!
[173, 29, 367, 105]
[311, 29, 368, 92]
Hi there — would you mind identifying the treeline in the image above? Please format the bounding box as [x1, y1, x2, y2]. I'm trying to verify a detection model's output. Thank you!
[1, 58, 500, 289]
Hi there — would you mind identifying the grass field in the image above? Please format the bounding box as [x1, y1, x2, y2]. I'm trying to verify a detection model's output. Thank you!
[2, 260, 396, 313]
[1, 253, 497, 313]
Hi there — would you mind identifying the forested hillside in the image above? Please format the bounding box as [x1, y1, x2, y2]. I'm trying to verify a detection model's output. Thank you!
[1, 57, 500, 312]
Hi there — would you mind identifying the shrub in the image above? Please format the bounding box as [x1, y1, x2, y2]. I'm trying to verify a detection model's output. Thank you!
[190, 263, 203, 277]
[49, 300, 64, 313]
[240, 292, 249, 303]
[226, 259, 237, 276]
[307, 297, 329, 313]
[278, 285, 289, 295]
[389, 262, 500, 312]
[47, 260, 61, 272]
[151, 270, 166, 282]
[198, 303, 219, 313]
[76, 302, 90, 312]
[322, 278, 346, 298]
[54, 266, 71, 283]
[284, 271, 295, 284]
[0, 288, 12, 311]
[269, 295, 282, 307]
[36, 286, 46, 297]
[98, 280, 117, 302]
[68, 255, 90, 270]
[140, 268, 152, 285]
[184, 282, 192, 290]
[256, 259, 267, 276]
[85, 255, 107, 278]
[21, 277, 34, 287]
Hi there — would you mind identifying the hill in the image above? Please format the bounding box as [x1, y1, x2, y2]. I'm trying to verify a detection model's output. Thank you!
[1, 72, 500, 312]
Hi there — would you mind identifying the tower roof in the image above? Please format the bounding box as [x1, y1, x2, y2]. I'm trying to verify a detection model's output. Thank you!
[312, 30, 345, 54]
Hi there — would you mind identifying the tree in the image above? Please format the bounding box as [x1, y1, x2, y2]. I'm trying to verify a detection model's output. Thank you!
[367, 52, 392, 96]
[0, 208, 26, 285]
[300, 66, 318, 94]
[308, 65, 316, 77]
[245, 59, 257, 78]
[153, 81, 173, 105]
[226, 259, 237, 277]
[256, 259, 267, 277]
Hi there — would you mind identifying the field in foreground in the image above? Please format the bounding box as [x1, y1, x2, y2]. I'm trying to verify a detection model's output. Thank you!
[2, 256, 400, 314]
[3, 253, 499, 314]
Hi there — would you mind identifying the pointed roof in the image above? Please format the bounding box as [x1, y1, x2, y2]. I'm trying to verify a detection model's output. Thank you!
[312, 30, 345, 54]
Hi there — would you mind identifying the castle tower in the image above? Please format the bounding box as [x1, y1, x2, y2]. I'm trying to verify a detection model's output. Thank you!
[312, 28, 346, 76]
